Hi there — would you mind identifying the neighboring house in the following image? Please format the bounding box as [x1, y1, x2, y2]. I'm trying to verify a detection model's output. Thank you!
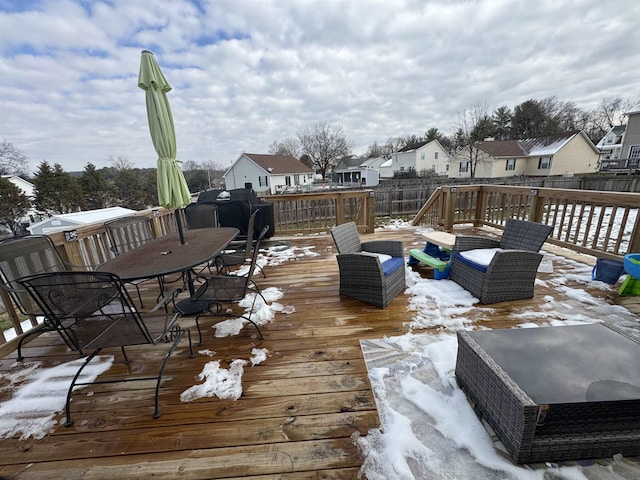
[597, 125, 626, 160]
[333, 155, 362, 171]
[28, 207, 136, 235]
[2, 175, 42, 224]
[331, 167, 379, 187]
[224, 153, 315, 195]
[390, 140, 450, 177]
[451, 131, 600, 178]
[599, 103, 640, 171]
[378, 158, 394, 178]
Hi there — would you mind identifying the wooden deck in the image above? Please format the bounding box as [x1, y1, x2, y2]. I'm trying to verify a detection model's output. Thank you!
[0, 226, 638, 479]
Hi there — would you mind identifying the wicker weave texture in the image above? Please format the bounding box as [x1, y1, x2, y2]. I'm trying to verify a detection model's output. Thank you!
[456, 329, 640, 463]
[331, 222, 405, 308]
[449, 219, 551, 304]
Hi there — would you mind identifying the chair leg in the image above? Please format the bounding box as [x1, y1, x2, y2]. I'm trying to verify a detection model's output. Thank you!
[16, 324, 48, 361]
[153, 327, 193, 419]
[132, 282, 145, 307]
[65, 349, 101, 427]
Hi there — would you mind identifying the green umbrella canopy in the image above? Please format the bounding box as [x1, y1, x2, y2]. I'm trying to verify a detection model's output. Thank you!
[138, 50, 190, 211]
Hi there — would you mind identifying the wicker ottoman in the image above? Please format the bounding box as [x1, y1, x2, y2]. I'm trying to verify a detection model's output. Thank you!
[455, 324, 640, 464]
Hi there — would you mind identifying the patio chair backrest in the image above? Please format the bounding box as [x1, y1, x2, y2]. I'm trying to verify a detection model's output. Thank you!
[499, 218, 553, 252]
[192, 225, 269, 303]
[330, 222, 362, 254]
[105, 216, 155, 255]
[0, 235, 70, 316]
[185, 203, 219, 230]
[18, 271, 154, 352]
[243, 210, 258, 253]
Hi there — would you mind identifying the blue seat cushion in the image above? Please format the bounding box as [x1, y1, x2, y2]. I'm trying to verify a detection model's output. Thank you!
[454, 252, 489, 273]
[381, 257, 404, 276]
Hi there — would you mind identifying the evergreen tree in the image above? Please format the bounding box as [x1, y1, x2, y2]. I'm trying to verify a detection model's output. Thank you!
[79, 163, 113, 209]
[114, 169, 146, 210]
[0, 177, 30, 234]
[33, 161, 85, 214]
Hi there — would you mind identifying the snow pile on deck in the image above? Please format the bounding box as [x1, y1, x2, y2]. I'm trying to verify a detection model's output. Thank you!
[357, 257, 640, 479]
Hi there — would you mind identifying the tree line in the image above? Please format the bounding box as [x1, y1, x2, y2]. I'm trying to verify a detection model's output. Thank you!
[1, 95, 637, 234]
[270, 96, 638, 177]
[0, 143, 225, 235]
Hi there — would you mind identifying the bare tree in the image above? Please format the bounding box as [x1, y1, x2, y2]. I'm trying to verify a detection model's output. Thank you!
[297, 122, 353, 178]
[109, 155, 134, 171]
[453, 103, 492, 178]
[594, 97, 637, 129]
[268, 137, 301, 158]
[0, 140, 30, 176]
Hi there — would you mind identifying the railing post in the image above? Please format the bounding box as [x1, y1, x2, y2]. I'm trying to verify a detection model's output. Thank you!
[443, 187, 456, 231]
[528, 188, 544, 223]
[335, 192, 346, 226]
[474, 186, 488, 227]
[366, 190, 376, 233]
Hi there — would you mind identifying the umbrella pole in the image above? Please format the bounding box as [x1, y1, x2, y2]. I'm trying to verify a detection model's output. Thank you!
[175, 210, 186, 244]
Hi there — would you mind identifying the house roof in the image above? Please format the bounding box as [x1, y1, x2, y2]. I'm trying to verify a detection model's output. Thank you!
[519, 131, 579, 156]
[478, 131, 595, 158]
[477, 140, 526, 157]
[334, 155, 362, 170]
[28, 207, 136, 233]
[626, 103, 640, 115]
[243, 153, 314, 174]
[398, 140, 428, 153]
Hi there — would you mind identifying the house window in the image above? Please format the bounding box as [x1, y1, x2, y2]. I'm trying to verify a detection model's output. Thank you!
[258, 176, 268, 187]
[434, 152, 439, 160]
[538, 157, 551, 169]
[285, 176, 291, 186]
[294, 174, 300, 185]
[506, 159, 516, 171]
[629, 145, 640, 159]
[421, 153, 425, 160]
[459, 162, 469, 173]
[446, 164, 450, 172]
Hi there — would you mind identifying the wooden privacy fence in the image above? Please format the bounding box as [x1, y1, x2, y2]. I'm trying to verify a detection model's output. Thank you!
[413, 185, 640, 260]
[263, 190, 376, 234]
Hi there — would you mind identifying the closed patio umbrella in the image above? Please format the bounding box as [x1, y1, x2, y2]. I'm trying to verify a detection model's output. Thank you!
[138, 50, 190, 243]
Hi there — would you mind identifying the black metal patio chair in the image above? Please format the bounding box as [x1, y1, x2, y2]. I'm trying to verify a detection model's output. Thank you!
[184, 202, 219, 230]
[214, 210, 267, 278]
[0, 235, 83, 360]
[104, 215, 174, 304]
[17, 270, 194, 426]
[175, 225, 270, 343]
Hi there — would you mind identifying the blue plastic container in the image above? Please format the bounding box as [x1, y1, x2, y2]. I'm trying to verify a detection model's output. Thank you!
[592, 258, 624, 285]
[434, 264, 451, 280]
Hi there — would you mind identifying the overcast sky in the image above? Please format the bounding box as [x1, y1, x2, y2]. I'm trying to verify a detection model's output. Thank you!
[1, 0, 639, 173]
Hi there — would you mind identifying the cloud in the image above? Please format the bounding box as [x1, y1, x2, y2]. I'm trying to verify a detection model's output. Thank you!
[1, 0, 639, 173]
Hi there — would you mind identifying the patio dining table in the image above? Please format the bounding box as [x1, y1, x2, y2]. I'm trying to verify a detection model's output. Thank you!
[98, 227, 239, 295]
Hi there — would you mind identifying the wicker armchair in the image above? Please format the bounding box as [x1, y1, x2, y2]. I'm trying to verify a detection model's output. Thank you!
[449, 218, 553, 304]
[330, 222, 405, 308]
